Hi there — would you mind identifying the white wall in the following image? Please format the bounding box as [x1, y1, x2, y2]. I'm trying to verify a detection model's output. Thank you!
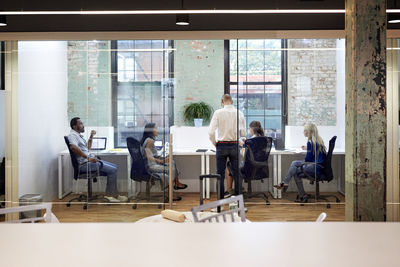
[285, 39, 346, 150]
[18, 41, 69, 201]
[0, 90, 5, 159]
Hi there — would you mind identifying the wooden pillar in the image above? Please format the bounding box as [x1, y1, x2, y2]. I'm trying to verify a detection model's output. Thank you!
[345, 0, 387, 221]
[5, 41, 19, 221]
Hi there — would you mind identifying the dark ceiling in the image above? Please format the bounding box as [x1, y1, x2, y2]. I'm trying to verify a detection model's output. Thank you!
[0, 0, 399, 32]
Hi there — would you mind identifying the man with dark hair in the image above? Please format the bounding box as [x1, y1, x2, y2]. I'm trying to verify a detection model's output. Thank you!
[208, 94, 246, 198]
[67, 117, 127, 203]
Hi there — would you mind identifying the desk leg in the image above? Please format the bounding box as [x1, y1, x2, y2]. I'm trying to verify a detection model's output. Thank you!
[127, 155, 132, 198]
[201, 154, 205, 200]
[58, 154, 63, 199]
[272, 154, 278, 199]
[277, 154, 282, 199]
[206, 154, 210, 199]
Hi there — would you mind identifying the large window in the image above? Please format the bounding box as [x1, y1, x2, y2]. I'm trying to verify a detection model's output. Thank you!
[112, 40, 174, 147]
[228, 39, 286, 144]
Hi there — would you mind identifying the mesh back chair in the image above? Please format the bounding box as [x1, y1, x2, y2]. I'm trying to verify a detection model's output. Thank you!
[298, 136, 341, 208]
[64, 136, 106, 210]
[240, 136, 272, 205]
[126, 137, 164, 209]
[191, 195, 246, 223]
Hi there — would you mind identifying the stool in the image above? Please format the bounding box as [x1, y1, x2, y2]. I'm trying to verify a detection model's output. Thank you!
[199, 174, 221, 205]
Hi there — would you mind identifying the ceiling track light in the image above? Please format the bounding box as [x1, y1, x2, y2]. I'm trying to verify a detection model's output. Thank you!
[0, 9, 400, 16]
[0, 15, 6, 26]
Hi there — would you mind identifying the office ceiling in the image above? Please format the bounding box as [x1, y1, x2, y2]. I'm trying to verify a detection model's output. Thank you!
[0, 0, 399, 32]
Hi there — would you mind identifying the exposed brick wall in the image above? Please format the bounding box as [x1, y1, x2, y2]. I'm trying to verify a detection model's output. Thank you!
[67, 41, 111, 126]
[174, 40, 225, 126]
[288, 39, 337, 126]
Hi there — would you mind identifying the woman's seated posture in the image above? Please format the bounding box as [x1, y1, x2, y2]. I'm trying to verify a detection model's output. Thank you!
[141, 123, 187, 199]
[225, 120, 264, 198]
[274, 123, 326, 203]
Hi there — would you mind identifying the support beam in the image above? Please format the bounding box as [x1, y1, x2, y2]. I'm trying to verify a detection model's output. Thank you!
[5, 41, 19, 221]
[345, 0, 387, 221]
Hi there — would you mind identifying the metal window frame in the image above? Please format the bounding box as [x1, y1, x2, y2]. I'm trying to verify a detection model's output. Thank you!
[224, 39, 288, 147]
[111, 40, 174, 148]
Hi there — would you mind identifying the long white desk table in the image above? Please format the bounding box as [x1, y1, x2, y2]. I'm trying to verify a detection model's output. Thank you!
[59, 148, 345, 200]
[202, 148, 345, 199]
[0, 222, 398, 267]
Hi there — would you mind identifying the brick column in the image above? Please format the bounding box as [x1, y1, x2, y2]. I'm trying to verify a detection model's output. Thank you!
[345, 0, 387, 221]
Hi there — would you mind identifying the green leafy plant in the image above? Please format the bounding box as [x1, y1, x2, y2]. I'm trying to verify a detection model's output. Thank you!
[183, 102, 213, 125]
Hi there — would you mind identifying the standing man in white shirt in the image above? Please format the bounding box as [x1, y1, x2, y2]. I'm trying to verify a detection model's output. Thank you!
[208, 94, 246, 198]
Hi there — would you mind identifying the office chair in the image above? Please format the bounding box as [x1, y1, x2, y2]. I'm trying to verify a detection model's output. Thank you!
[126, 137, 164, 209]
[191, 194, 246, 223]
[239, 136, 273, 205]
[298, 136, 341, 208]
[64, 136, 106, 210]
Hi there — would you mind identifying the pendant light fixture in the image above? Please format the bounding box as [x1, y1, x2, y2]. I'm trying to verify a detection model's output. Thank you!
[176, 0, 189, 26]
[0, 15, 6, 26]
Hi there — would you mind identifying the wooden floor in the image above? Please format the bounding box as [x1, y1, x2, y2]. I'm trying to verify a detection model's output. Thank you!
[52, 192, 345, 222]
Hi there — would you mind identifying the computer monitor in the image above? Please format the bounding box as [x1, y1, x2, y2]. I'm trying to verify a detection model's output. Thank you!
[91, 137, 107, 150]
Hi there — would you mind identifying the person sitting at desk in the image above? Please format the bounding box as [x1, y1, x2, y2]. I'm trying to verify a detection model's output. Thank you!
[67, 117, 128, 203]
[225, 120, 264, 198]
[274, 122, 326, 203]
[141, 123, 188, 197]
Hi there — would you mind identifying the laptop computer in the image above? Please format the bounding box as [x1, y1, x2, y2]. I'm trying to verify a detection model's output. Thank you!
[90, 137, 107, 151]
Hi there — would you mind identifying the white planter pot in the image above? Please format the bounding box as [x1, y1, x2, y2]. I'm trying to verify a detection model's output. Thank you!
[194, 119, 203, 127]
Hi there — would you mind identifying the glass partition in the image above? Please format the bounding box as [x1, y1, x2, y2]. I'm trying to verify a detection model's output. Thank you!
[7, 38, 347, 222]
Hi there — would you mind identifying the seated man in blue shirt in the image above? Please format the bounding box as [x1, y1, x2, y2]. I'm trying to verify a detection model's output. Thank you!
[67, 117, 127, 203]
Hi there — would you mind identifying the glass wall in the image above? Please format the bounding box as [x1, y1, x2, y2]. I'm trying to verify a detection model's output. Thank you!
[5, 38, 346, 222]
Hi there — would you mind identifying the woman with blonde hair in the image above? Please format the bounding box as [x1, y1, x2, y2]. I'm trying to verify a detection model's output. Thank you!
[274, 122, 326, 203]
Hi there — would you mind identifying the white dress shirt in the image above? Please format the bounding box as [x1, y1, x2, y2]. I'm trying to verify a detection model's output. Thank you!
[208, 105, 246, 146]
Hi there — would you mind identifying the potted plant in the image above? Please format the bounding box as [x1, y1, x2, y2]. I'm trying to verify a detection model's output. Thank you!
[183, 102, 213, 127]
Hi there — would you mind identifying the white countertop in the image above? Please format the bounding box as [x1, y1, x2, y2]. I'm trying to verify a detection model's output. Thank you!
[0, 222, 397, 267]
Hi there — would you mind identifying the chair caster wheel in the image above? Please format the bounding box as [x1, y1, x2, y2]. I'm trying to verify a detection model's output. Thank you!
[327, 204, 331, 209]
[83, 205, 87, 210]
[132, 204, 137, 209]
[66, 203, 71, 207]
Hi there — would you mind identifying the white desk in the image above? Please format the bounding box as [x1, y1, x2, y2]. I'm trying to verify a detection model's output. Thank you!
[173, 149, 212, 199]
[201, 148, 345, 199]
[0, 223, 398, 267]
[58, 149, 132, 199]
[269, 148, 346, 198]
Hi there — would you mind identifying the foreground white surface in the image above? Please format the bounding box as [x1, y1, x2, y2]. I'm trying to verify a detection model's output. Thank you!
[0, 222, 398, 267]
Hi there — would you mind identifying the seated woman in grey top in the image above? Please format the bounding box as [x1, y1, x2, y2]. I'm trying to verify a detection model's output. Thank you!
[140, 123, 187, 191]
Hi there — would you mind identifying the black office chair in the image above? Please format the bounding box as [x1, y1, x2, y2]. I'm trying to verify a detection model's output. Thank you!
[126, 137, 164, 209]
[239, 136, 273, 205]
[64, 136, 106, 209]
[298, 136, 341, 208]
